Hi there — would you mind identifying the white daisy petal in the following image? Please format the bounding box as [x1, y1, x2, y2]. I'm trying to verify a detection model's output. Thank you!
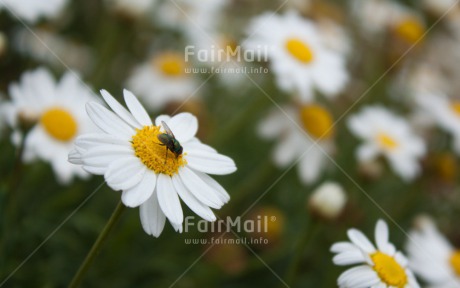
[155, 115, 171, 126]
[338, 265, 379, 288]
[185, 149, 237, 175]
[347, 229, 377, 254]
[166, 113, 198, 143]
[82, 145, 133, 168]
[68, 149, 83, 165]
[178, 166, 225, 209]
[156, 174, 183, 225]
[123, 89, 152, 126]
[331, 242, 357, 253]
[86, 102, 134, 139]
[75, 133, 129, 150]
[184, 138, 217, 153]
[172, 176, 216, 222]
[105, 157, 147, 191]
[122, 170, 156, 208]
[375, 219, 394, 255]
[333, 251, 367, 266]
[100, 89, 141, 128]
[140, 190, 166, 237]
[192, 171, 230, 203]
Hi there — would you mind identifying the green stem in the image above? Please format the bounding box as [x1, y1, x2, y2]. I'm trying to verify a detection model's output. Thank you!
[68, 201, 126, 288]
[284, 218, 321, 287]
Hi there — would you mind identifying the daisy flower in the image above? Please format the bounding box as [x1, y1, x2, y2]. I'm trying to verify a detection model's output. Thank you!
[258, 104, 335, 184]
[126, 51, 199, 110]
[331, 219, 420, 288]
[415, 93, 460, 154]
[407, 217, 460, 287]
[347, 106, 426, 181]
[243, 11, 348, 102]
[68, 89, 237, 237]
[0, 0, 69, 23]
[2, 68, 97, 183]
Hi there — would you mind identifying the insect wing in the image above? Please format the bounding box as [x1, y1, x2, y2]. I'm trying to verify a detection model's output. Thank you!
[161, 121, 175, 138]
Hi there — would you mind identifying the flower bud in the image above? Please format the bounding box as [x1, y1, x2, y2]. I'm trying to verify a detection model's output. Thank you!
[309, 182, 347, 220]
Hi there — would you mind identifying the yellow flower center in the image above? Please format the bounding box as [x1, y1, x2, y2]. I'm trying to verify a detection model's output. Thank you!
[371, 252, 408, 288]
[299, 105, 334, 140]
[285, 38, 314, 64]
[450, 250, 460, 276]
[40, 107, 78, 142]
[451, 102, 460, 116]
[154, 53, 185, 77]
[394, 18, 425, 44]
[132, 125, 187, 176]
[377, 133, 399, 150]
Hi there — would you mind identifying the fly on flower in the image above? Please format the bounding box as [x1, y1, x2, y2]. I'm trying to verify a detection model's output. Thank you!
[157, 120, 183, 161]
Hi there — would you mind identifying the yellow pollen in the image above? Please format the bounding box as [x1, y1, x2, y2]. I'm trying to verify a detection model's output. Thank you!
[285, 38, 314, 64]
[40, 107, 78, 142]
[450, 250, 460, 276]
[300, 105, 334, 140]
[371, 252, 408, 288]
[377, 133, 399, 150]
[132, 125, 187, 176]
[451, 102, 460, 116]
[154, 52, 185, 77]
[394, 18, 425, 44]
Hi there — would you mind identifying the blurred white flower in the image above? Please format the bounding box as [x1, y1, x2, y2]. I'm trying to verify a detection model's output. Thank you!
[3, 68, 97, 183]
[244, 11, 348, 102]
[309, 182, 346, 219]
[69, 90, 237, 237]
[351, 0, 425, 44]
[347, 106, 426, 181]
[416, 93, 460, 154]
[0, 0, 68, 23]
[407, 217, 460, 287]
[331, 219, 420, 288]
[127, 51, 199, 110]
[258, 104, 335, 184]
[154, 0, 228, 36]
[14, 28, 94, 76]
